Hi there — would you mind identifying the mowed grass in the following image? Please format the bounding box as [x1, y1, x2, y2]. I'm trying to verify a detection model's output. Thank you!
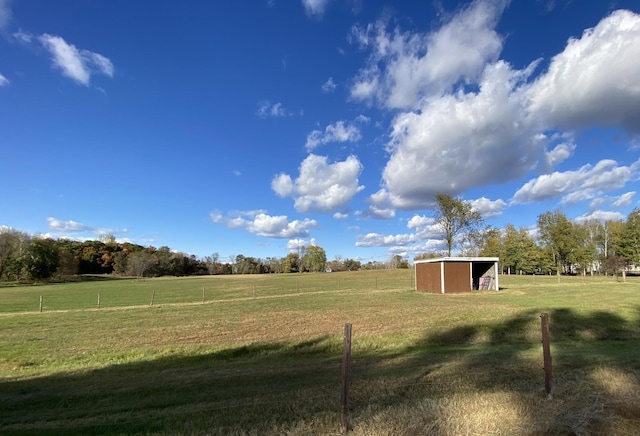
[0, 271, 639, 435]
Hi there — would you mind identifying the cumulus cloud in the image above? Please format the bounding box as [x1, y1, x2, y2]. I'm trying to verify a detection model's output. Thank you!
[471, 197, 506, 218]
[272, 154, 364, 212]
[257, 101, 290, 117]
[545, 142, 576, 168]
[305, 116, 369, 151]
[359, 205, 396, 220]
[47, 217, 127, 236]
[512, 159, 640, 205]
[528, 10, 640, 133]
[322, 77, 337, 93]
[356, 213, 444, 257]
[373, 61, 542, 209]
[210, 210, 317, 239]
[349, 0, 508, 109]
[302, 0, 332, 17]
[38, 34, 114, 86]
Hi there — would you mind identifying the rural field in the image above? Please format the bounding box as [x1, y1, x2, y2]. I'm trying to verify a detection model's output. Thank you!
[1, 270, 639, 435]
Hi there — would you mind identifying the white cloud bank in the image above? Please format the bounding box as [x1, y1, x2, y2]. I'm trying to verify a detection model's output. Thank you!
[355, 3, 640, 211]
[47, 217, 127, 236]
[272, 154, 364, 212]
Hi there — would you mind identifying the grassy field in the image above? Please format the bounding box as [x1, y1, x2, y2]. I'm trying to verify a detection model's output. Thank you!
[0, 270, 639, 435]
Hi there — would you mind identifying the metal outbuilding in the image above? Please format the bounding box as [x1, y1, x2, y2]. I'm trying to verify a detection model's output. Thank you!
[414, 257, 499, 293]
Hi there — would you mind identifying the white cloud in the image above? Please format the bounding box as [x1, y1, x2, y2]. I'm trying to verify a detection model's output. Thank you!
[355, 232, 417, 247]
[0, 73, 9, 87]
[373, 61, 542, 209]
[471, 197, 506, 218]
[359, 205, 395, 220]
[272, 154, 364, 213]
[13, 30, 33, 44]
[46, 217, 127, 236]
[38, 34, 114, 86]
[545, 142, 576, 168]
[302, 0, 332, 17]
[333, 211, 349, 219]
[0, 0, 12, 30]
[257, 101, 290, 117]
[322, 77, 337, 93]
[305, 116, 368, 151]
[528, 10, 640, 133]
[574, 210, 626, 223]
[349, 0, 508, 109]
[612, 191, 635, 208]
[211, 211, 317, 239]
[512, 159, 640, 205]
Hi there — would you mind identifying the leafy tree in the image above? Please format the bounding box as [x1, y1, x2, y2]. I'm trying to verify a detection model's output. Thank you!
[302, 245, 327, 272]
[281, 253, 299, 273]
[616, 208, 640, 275]
[478, 227, 503, 262]
[502, 225, 540, 274]
[432, 193, 483, 256]
[0, 229, 23, 280]
[21, 238, 59, 280]
[343, 258, 362, 271]
[537, 210, 580, 277]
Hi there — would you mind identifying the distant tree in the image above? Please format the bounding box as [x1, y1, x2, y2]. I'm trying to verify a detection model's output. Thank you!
[388, 254, 409, 269]
[0, 229, 23, 280]
[204, 252, 220, 275]
[302, 245, 327, 272]
[537, 210, 580, 277]
[343, 258, 361, 271]
[21, 238, 59, 280]
[478, 226, 503, 259]
[615, 208, 640, 280]
[432, 193, 484, 256]
[282, 253, 299, 273]
[127, 251, 155, 280]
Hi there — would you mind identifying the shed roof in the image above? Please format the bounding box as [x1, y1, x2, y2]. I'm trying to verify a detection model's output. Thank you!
[414, 256, 499, 264]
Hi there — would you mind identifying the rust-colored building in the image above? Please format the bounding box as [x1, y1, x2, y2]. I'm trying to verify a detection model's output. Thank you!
[414, 257, 499, 293]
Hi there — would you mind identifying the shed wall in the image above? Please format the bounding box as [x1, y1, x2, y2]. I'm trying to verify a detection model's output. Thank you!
[416, 262, 441, 293]
[444, 262, 471, 292]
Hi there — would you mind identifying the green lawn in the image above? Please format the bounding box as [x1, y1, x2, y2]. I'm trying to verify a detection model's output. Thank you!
[1, 271, 639, 435]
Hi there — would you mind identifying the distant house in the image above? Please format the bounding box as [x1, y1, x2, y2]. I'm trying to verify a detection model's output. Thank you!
[415, 257, 499, 293]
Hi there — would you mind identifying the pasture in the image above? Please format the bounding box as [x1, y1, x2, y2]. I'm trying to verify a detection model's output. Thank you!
[1, 270, 639, 435]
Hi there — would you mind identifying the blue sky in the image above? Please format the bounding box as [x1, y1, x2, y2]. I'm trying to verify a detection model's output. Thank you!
[2, 0, 640, 263]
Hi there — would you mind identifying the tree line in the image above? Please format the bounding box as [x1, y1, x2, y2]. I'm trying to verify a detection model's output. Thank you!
[3, 195, 638, 282]
[473, 209, 640, 278]
[0, 232, 405, 282]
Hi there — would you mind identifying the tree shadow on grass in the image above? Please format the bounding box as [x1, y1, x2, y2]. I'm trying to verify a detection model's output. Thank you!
[349, 307, 640, 434]
[1, 310, 639, 435]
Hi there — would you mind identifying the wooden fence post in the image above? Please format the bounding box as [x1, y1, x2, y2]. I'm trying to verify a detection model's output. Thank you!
[341, 323, 353, 433]
[39, 296, 43, 313]
[97, 293, 101, 309]
[202, 287, 205, 303]
[540, 313, 553, 400]
[150, 290, 156, 307]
